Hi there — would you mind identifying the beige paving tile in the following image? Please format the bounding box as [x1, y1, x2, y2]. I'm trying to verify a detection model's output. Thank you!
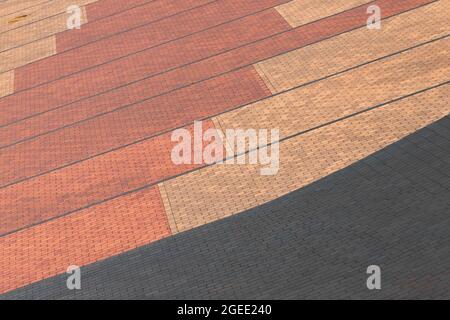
[0, 0, 49, 17]
[158, 182, 179, 234]
[0, 0, 93, 51]
[222, 39, 449, 140]
[0, 36, 55, 72]
[0, 70, 13, 97]
[0, 0, 95, 33]
[257, 0, 450, 93]
[161, 36, 449, 233]
[276, 0, 371, 27]
[164, 84, 449, 233]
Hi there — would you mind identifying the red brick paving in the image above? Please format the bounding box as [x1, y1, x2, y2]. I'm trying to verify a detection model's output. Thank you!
[15, 0, 290, 90]
[85, 0, 151, 21]
[0, 67, 268, 187]
[0, 9, 288, 125]
[0, 0, 431, 147]
[0, 185, 171, 294]
[0, 120, 217, 235]
[0, 0, 441, 296]
[58, 0, 222, 51]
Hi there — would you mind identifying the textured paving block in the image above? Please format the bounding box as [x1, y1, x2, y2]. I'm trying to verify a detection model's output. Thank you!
[2, 13, 445, 187]
[0, 0, 94, 51]
[85, 0, 152, 21]
[0, 9, 287, 125]
[57, 0, 218, 51]
[158, 182, 179, 235]
[0, 186, 171, 294]
[3, 116, 449, 299]
[223, 39, 450, 140]
[0, 70, 13, 97]
[257, 0, 450, 93]
[276, 0, 370, 27]
[0, 67, 269, 187]
[0, 0, 95, 33]
[0, 121, 218, 236]
[162, 84, 449, 232]
[0, 0, 50, 17]
[0, 0, 448, 300]
[0, 36, 55, 73]
[15, 0, 289, 90]
[0, 0, 431, 144]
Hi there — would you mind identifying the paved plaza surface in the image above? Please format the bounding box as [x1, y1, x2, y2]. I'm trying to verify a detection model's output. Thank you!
[0, 0, 449, 299]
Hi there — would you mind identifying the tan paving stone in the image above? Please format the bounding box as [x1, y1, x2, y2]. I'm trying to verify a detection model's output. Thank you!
[258, 0, 450, 93]
[0, 0, 96, 31]
[0, 36, 55, 72]
[158, 182, 179, 234]
[0, 0, 93, 51]
[222, 39, 449, 140]
[164, 84, 449, 233]
[0, 70, 13, 97]
[0, 0, 49, 17]
[276, 0, 371, 27]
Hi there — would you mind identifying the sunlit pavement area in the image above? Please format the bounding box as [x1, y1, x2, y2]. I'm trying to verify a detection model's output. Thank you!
[0, 0, 449, 299]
